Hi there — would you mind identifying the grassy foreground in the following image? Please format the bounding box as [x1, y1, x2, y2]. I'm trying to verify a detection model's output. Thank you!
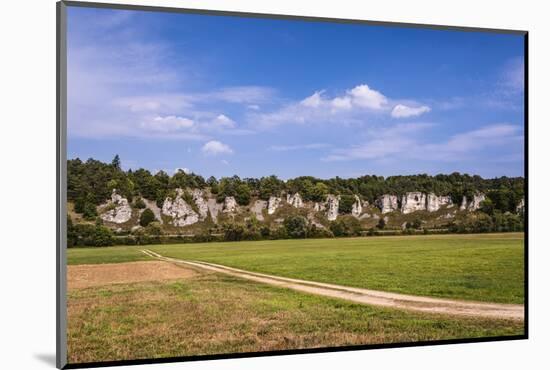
[68, 233, 524, 304]
[67, 271, 523, 364]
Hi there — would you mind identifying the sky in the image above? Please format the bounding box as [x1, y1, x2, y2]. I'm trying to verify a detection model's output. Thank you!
[67, 6, 525, 180]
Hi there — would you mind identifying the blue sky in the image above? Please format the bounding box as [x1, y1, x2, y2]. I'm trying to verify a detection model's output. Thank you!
[67, 6, 525, 179]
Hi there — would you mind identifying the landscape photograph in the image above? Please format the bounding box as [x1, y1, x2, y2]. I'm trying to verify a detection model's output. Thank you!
[64, 5, 526, 366]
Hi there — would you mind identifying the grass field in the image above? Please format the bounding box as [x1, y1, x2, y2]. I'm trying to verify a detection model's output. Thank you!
[68, 233, 524, 304]
[67, 268, 523, 364]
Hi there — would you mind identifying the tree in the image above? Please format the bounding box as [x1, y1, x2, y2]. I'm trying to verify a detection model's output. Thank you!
[338, 195, 356, 214]
[283, 216, 308, 238]
[329, 216, 361, 237]
[377, 218, 386, 230]
[139, 208, 155, 227]
[235, 183, 251, 205]
[111, 154, 121, 170]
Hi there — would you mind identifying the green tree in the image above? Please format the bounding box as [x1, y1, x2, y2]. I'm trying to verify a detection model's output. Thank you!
[338, 195, 356, 214]
[283, 215, 308, 238]
[111, 154, 121, 170]
[139, 208, 155, 227]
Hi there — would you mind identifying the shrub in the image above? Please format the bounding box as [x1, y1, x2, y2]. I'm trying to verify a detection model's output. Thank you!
[139, 208, 155, 227]
[223, 222, 246, 241]
[376, 218, 386, 230]
[329, 216, 362, 237]
[338, 195, 355, 214]
[134, 197, 146, 209]
[283, 215, 308, 238]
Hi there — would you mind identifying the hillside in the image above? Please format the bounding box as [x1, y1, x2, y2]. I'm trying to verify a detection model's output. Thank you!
[67, 156, 525, 246]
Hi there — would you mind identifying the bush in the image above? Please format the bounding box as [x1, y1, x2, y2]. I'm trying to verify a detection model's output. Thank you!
[223, 222, 246, 241]
[329, 216, 362, 237]
[308, 224, 334, 238]
[283, 215, 308, 238]
[70, 223, 114, 247]
[139, 208, 155, 227]
[376, 218, 386, 230]
[134, 197, 146, 209]
[338, 195, 355, 214]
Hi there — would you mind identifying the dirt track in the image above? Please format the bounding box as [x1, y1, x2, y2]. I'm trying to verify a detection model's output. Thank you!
[141, 249, 524, 320]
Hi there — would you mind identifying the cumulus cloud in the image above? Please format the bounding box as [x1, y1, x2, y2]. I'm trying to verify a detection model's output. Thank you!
[212, 114, 236, 128]
[347, 84, 388, 109]
[201, 140, 233, 155]
[391, 104, 431, 118]
[141, 115, 194, 132]
[300, 90, 325, 108]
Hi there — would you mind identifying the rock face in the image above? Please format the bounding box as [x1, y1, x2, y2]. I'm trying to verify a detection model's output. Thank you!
[401, 192, 427, 214]
[313, 202, 325, 212]
[375, 194, 398, 214]
[459, 194, 486, 211]
[326, 194, 340, 221]
[207, 198, 223, 223]
[426, 193, 453, 212]
[100, 189, 133, 224]
[268, 196, 282, 215]
[351, 195, 362, 217]
[191, 189, 209, 220]
[142, 198, 163, 224]
[516, 198, 525, 214]
[251, 200, 267, 221]
[162, 189, 199, 227]
[468, 193, 486, 211]
[222, 196, 237, 213]
[286, 193, 304, 208]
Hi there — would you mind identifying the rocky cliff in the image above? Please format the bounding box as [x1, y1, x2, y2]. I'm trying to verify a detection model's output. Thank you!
[375, 195, 399, 214]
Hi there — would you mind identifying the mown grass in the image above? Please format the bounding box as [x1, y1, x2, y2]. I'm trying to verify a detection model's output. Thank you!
[67, 271, 524, 364]
[67, 233, 524, 304]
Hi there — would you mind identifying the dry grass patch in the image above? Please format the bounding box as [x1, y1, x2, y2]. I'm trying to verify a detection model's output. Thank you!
[67, 270, 523, 365]
[67, 261, 198, 290]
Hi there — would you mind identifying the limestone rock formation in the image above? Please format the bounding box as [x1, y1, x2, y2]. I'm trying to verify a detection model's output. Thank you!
[162, 189, 199, 227]
[268, 196, 282, 215]
[191, 189, 209, 220]
[351, 195, 362, 217]
[326, 194, 340, 221]
[460, 196, 468, 211]
[313, 202, 325, 212]
[286, 193, 304, 208]
[426, 193, 453, 212]
[516, 198, 525, 214]
[375, 194, 398, 214]
[207, 198, 223, 223]
[222, 196, 237, 213]
[100, 189, 132, 224]
[251, 200, 267, 221]
[468, 193, 486, 211]
[142, 198, 163, 224]
[401, 192, 427, 214]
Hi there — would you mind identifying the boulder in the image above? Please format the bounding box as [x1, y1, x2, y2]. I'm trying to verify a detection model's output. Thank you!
[268, 196, 282, 215]
[100, 189, 132, 224]
[375, 194, 398, 214]
[326, 194, 340, 221]
[286, 193, 304, 208]
[222, 196, 237, 213]
[401, 192, 426, 214]
[162, 189, 199, 227]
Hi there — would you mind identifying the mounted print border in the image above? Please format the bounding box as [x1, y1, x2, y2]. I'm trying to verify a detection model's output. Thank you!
[57, 1, 528, 368]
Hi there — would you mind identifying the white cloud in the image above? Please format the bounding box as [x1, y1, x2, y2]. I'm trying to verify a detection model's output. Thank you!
[213, 114, 236, 128]
[209, 86, 275, 103]
[300, 91, 325, 108]
[331, 96, 352, 111]
[141, 115, 194, 132]
[391, 104, 431, 118]
[347, 84, 388, 109]
[201, 140, 233, 156]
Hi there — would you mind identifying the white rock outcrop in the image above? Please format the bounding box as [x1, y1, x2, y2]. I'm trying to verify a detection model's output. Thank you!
[351, 195, 362, 217]
[251, 200, 267, 221]
[401, 192, 427, 214]
[426, 193, 453, 212]
[286, 193, 304, 208]
[222, 196, 237, 213]
[268, 196, 282, 215]
[207, 198, 223, 223]
[375, 194, 398, 214]
[516, 198, 525, 214]
[313, 202, 325, 212]
[142, 198, 163, 224]
[162, 189, 199, 227]
[326, 194, 340, 221]
[468, 193, 486, 211]
[460, 196, 468, 211]
[191, 189, 209, 220]
[100, 189, 133, 224]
